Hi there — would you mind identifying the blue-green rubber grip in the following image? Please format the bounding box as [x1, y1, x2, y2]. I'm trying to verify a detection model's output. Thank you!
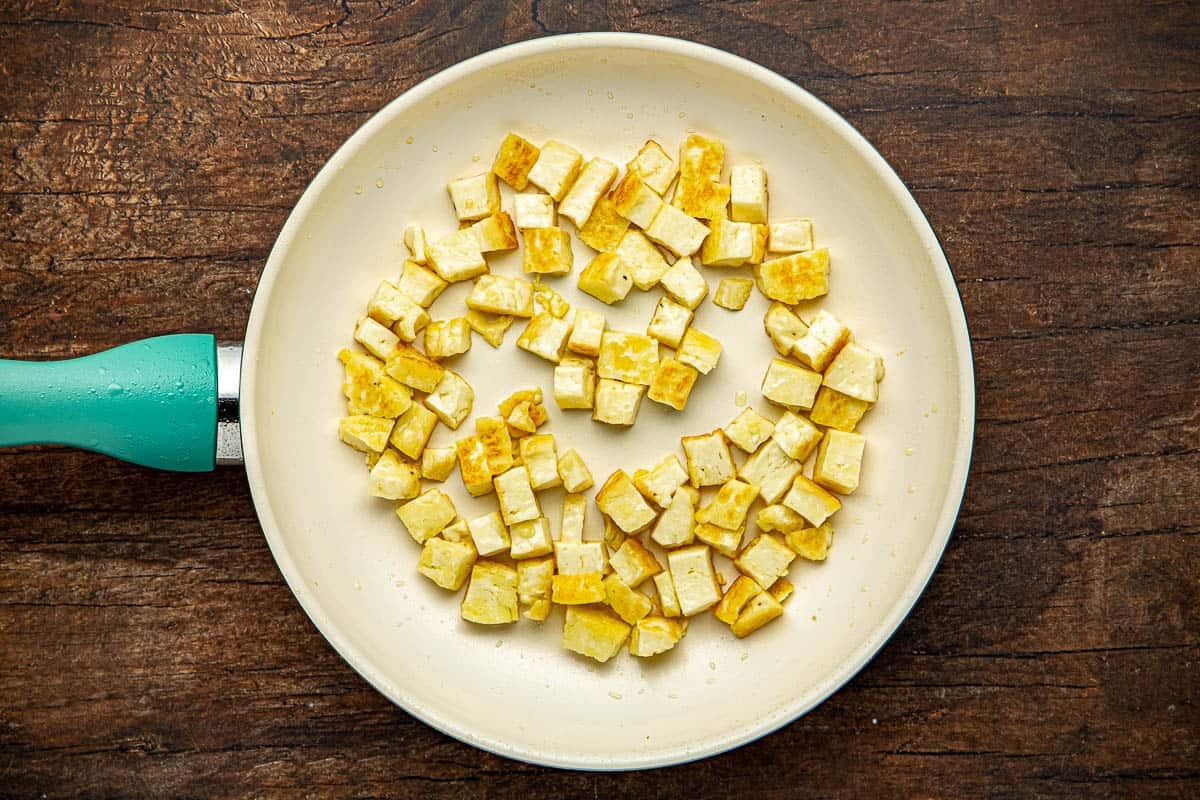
[0, 334, 217, 472]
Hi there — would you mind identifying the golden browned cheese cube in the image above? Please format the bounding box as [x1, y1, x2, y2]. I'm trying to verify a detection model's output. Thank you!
[578, 196, 632, 253]
[647, 358, 699, 411]
[492, 133, 540, 190]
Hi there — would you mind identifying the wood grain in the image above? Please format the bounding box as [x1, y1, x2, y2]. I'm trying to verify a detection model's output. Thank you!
[1, 1, 1197, 797]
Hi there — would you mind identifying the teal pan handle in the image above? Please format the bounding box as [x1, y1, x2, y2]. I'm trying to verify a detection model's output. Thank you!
[0, 334, 243, 472]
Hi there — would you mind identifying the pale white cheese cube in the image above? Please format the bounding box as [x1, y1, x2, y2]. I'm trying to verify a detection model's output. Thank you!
[792, 310, 850, 371]
[513, 192, 556, 229]
[666, 545, 722, 616]
[724, 407, 775, 453]
[773, 411, 824, 461]
[659, 257, 709, 309]
[730, 164, 768, 223]
[761, 358, 821, 410]
[566, 307, 605, 357]
[493, 465, 541, 526]
[592, 378, 644, 426]
[560, 492, 587, 542]
[466, 273, 534, 318]
[423, 369, 474, 429]
[427, 228, 488, 283]
[447, 171, 500, 221]
[526, 139, 583, 201]
[559, 157, 618, 228]
[616, 229, 671, 291]
[354, 316, 399, 360]
[738, 439, 801, 505]
[650, 488, 696, 548]
[467, 510, 511, 557]
[644, 203, 710, 258]
[403, 223, 428, 264]
[516, 313, 572, 363]
[822, 342, 885, 403]
[768, 218, 814, 253]
[554, 540, 608, 575]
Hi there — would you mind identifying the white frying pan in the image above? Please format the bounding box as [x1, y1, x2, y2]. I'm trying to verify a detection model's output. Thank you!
[0, 34, 974, 769]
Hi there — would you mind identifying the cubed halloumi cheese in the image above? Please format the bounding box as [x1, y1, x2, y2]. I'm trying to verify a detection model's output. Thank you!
[427, 228, 489, 283]
[527, 139, 582, 201]
[628, 139, 678, 195]
[822, 342, 885, 403]
[396, 260, 447, 308]
[616, 229, 672, 291]
[339, 415, 395, 454]
[368, 448, 420, 500]
[561, 492, 588, 542]
[470, 211, 518, 252]
[652, 572, 683, 617]
[467, 511, 511, 557]
[785, 521, 835, 561]
[516, 312, 572, 363]
[748, 223, 769, 265]
[417, 536, 477, 591]
[354, 316, 399, 360]
[385, 343, 445, 393]
[629, 616, 687, 657]
[553, 356, 597, 410]
[699, 215, 754, 267]
[674, 133, 730, 219]
[773, 410, 824, 460]
[557, 448, 595, 493]
[739, 440, 801, 505]
[756, 503, 808, 535]
[810, 385, 871, 432]
[735, 533, 796, 589]
[644, 203, 710, 258]
[592, 378, 644, 426]
[498, 387, 548, 427]
[475, 416, 515, 475]
[421, 445, 456, 482]
[492, 133, 540, 190]
[464, 309, 514, 348]
[455, 435, 493, 497]
[770, 578, 795, 603]
[555, 540, 608, 575]
[813, 429, 866, 494]
[761, 358, 822, 411]
[764, 302, 807, 356]
[658, 256, 709, 309]
[339, 349, 413, 418]
[714, 575, 763, 625]
[447, 171, 500, 221]
[730, 590, 784, 637]
[396, 488, 456, 544]
[598, 331, 659, 386]
[713, 277, 754, 311]
[724, 407, 775, 453]
[578, 196, 631, 253]
[694, 521, 744, 558]
[507, 401, 537, 436]
[493, 465, 541, 526]
[681, 429, 736, 487]
[647, 358, 699, 411]
[596, 469, 658, 534]
[466, 273, 535, 318]
[514, 192, 556, 229]
[782, 474, 842, 527]
[442, 519, 471, 542]
[520, 434, 561, 491]
[559, 157, 618, 228]
[552, 573, 606, 604]
[676, 328, 722, 375]
[696, 478, 758, 531]
[423, 318, 472, 359]
[603, 573, 654, 624]
[388, 402, 438, 460]
[367, 280, 430, 341]
[650, 488, 695, 548]
[403, 224, 428, 264]
[577, 252, 633, 305]
[461, 561, 519, 625]
[510, 516, 554, 559]
[567, 306, 606, 357]
[756, 248, 829, 304]
[792, 310, 850, 371]
[646, 297, 694, 349]
[730, 164, 768, 223]
[517, 556, 555, 621]
[633, 454, 688, 510]
[522, 227, 574, 276]
[666, 545, 722, 616]
[533, 282, 570, 318]
[768, 218, 814, 253]
[611, 172, 666, 228]
[562, 605, 630, 663]
[424, 369, 473, 429]
[609, 538, 663, 588]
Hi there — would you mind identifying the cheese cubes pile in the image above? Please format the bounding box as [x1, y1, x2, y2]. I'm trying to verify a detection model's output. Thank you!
[336, 130, 884, 663]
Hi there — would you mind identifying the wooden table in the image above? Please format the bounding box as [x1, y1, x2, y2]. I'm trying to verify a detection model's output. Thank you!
[2, 2, 1196, 796]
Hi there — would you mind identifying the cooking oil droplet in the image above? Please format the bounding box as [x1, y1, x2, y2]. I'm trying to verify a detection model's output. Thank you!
[107, 383, 123, 395]
[904, 447, 914, 456]
[678, 111, 687, 119]
[354, 185, 363, 195]
[734, 390, 748, 407]
[376, 179, 384, 189]
[431, 145, 438, 152]
[471, 153, 480, 163]
[587, 89, 593, 96]
[606, 91, 614, 100]
[625, 112, 633, 119]
[405, 136, 413, 144]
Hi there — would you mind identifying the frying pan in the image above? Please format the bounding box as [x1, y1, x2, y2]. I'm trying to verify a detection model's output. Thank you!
[0, 33, 974, 769]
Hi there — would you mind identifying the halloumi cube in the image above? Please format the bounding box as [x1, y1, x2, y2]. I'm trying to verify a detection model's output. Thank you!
[674, 134, 730, 219]
[676, 328, 722, 374]
[714, 277, 754, 311]
[715, 575, 763, 625]
[520, 434, 560, 491]
[417, 536, 477, 590]
[368, 448, 420, 500]
[757, 504, 807, 535]
[516, 312, 572, 363]
[403, 224, 428, 265]
[748, 223, 769, 265]
[773, 411, 824, 461]
[527, 139, 582, 201]
[659, 256, 709, 309]
[388, 402, 438, 460]
[396, 488, 456, 544]
[617, 230, 671, 291]
[694, 521, 744, 558]
[470, 211, 518, 252]
[761, 358, 822, 410]
[696, 478, 758, 531]
[810, 385, 871, 432]
[514, 192, 556, 229]
[427, 228, 489, 283]
[782, 474, 842, 527]
[442, 519, 471, 542]
[423, 318, 472, 359]
[553, 356, 597, 410]
[385, 343, 445, 393]
[577, 252, 633, 304]
[533, 281, 570, 319]
[738, 440, 801, 505]
[421, 445, 456, 482]
[517, 556, 555, 621]
[560, 492, 587, 543]
[396, 260, 447, 307]
[768, 218, 814, 253]
[557, 448, 595, 493]
[666, 545, 722, 616]
[647, 358, 699, 411]
[724, 407, 775, 453]
[464, 309, 514, 348]
[609, 539, 663, 588]
[592, 379, 644, 426]
[646, 297, 694, 348]
[466, 273, 535, 318]
[603, 573, 654, 624]
[764, 302, 808, 356]
[455, 435, 493, 496]
[424, 369, 473, 429]
[735, 533, 796, 589]
[493, 465, 541, 526]
[553, 572, 606, 605]
[699, 215, 754, 267]
[633, 454, 688, 509]
[730, 591, 784, 638]
[611, 172, 666, 228]
[629, 616, 687, 657]
[678, 132, 724, 183]
[510, 516, 554, 559]
[596, 469, 658, 534]
[447, 172, 500, 221]
[498, 387, 548, 425]
[755, 248, 829, 303]
[492, 133, 540, 190]
[578, 196, 631, 253]
[562, 605, 630, 663]
[555, 540, 608, 575]
[730, 164, 768, 223]
[650, 488, 695, 548]
[681, 429, 736, 488]
[461, 561, 519, 625]
[354, 316, 399, 360]
[339, 415, 395, 454]
[628, 140, 678, 195]
[567, 307, 606, 356]
[339, 349, 412, 418]
[644, 203, 710, 258]
[652, 572, 682, 617]
[598, 331, 659, 386]
[822, 342, 885, 403]
[813, 429, 866, 494]
[785, 521, 835, 561]
[475, 416, 515, 475]
[559, 157, 618, 228]
[522, 227, 574, 276]
[467, 511, 511, 557]
[792, 310, 850, 371]
[367, 280, 430, 341]
[506, 401, 537, 437]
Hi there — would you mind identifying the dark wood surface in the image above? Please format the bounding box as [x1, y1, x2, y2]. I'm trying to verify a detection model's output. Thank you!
[2, 1, 1197, 797]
